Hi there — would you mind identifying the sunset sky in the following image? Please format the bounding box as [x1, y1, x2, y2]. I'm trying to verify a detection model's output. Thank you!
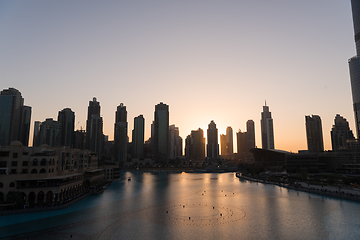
[0, 0, 356, 153]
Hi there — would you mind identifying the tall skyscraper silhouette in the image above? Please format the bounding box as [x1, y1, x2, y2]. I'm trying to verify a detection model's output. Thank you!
[153, 102, 169, 164]
[246, 120, 255, 150]
[85, 97, 103, 154]
[349, 0, 360, 138]
[38, 118, 61, 147]
[169, 124, 182, 159]
[226, 126, 233, 154]
[261, 102, 274, 150]
[114, 103, 128, 166]
[207, 120, 219, 159]
[132, 114, 144, 159]
[185, 128, 205, 160]
[0, 88, 31, 146]
[330, 114, 355, 151]
[58, 108, 75, 147]
[305, 115, 324, 152]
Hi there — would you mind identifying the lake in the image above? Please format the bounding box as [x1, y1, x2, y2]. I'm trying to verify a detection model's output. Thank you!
[1, 172, 360, 239]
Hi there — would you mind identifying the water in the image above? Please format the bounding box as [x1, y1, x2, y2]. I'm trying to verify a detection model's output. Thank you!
[1, 172, 360, 239]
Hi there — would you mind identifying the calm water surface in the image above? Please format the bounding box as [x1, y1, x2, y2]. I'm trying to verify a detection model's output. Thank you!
[1, 172, 360, 239]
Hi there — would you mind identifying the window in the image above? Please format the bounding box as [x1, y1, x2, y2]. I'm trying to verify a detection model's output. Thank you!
[11, 161, 17, 167]
[12, 153, 18, 158]
[22, 161, 28, 166]
[9, 182, 15, 187]
[23, 152, 28, 155]
[0, 151, 9, 157]
[0, 161, 6, 168]
[22, 169, 28, 174]
[10, 169, 17, 174]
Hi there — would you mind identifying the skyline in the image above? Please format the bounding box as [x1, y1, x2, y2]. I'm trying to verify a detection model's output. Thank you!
[0, 1, 356, 152]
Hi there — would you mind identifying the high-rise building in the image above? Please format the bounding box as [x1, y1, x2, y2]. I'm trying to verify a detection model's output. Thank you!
[32, 121, 41, 147]
[246, 120, 255, 150]
[58, 108, 75, 147]
[305, 115, 324, 152]
[132, 115, 144, 159]
[0, 88, 31, 146]
[114, 103, 128, 165]
[220, 134, 227, 155]
[153, 102, 169, 164]
[226, 126, 233, 154]
[185, 128, 205, 161]
[38, 118, 61, 147]
[261, 103, 274, 150]
[206, 120, 219, 159]
[85, 97, 103, 154]
[349, 0, 360, 138]
[237, 130, 246, 153]
[169, 124, 182, 159]
[331, 114, 355, 151]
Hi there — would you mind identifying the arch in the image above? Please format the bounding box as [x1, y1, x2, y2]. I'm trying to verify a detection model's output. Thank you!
[9, 182, 15, 188]
[48, 169, 51, 173]
[40, 158, 46, 166]
[32, 159, 38, 166]
[28, 192, 35, 203]
[0, 192, 4, 202]
[0, 182, 3, 188]
[39, 168, 46, 174]
[31, 169, 37, 174]
[37, 191, 44, 203]
[46, 191, 53, 203]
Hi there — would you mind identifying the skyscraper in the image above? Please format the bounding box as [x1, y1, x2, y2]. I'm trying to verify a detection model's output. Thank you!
[220, 134, 227, 155]
[58, 108, 75, 147]
[132, 115, 144, 159]
[226, 126, 233, 155]
[32, 121, 41, 147]
[153, 102, 169, 164]
[246, 120, 255, 151]
[206, 120, 219, 159]
[261, 103, 274, 150]
[236, 130, 246, 153]
[114, 103, 128, 165]
[85, 97, 103, 154]
[0, 88, 31, 146]
[349, 0, 360, 138]
[169, 124, 182, 159]
[330, 114, 355, 151]
[185, 128, 205, 161]
[38, 118, 61, 147]
[305, 115, 324, 152]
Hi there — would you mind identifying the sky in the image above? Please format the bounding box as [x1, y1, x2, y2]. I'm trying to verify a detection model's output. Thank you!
[0, 0, 356, 153]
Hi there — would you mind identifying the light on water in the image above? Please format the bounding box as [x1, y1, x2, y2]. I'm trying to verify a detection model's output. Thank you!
[1, 172, 360, 239]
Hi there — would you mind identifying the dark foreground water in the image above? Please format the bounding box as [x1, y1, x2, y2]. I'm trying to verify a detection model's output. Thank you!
[1, 172, 360, 239]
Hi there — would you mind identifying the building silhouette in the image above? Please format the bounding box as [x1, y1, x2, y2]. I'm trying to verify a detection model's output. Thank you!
[0, 88, 31, 146]
[331, 114, 355, 151]
[114, 103, 128, 166]
[169, 124, 182, 159]
[261, 103, 274, 150]
[58, 108, 75, 147]
[349, 0, 360, 138]
[85, 97, 103, 155]
[38, 118, 61, 147]
[237, 120, 256, 154]
[305, 115, 324, 152]
[220, 126, 233, 155]
[185, 128, 205, 161]
[132, 115, 144, 159]
[153, 102, 169, 164]
[32, 121, 41, 147]
[206, 120, 219, 159]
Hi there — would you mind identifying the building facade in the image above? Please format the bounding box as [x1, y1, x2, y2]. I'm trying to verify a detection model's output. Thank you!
[85, 98, 103, 155]
[261, 103, 274, 150]
[153, 102, 169, 164]
[206, 120, 219, 159]
[305, 115, 324, 152]
[331, 114, 355, 151]
[169, 124, 182, 159]
[58, 108, 75, 147]
[114, 103, 128, 166]
[132, 115, 144, 159]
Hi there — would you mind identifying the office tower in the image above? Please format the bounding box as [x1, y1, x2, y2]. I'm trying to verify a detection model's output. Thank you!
[132, 115, 144, 159]
[74, 130, 86, 150]
[349, 0, 360, 138]
[38, 118, 61, 147]
[226, 126, 233, 154]
[185, 128, 205, 160]
[114, 103, 128, 165]
[19, 106, 31, 146]
[169, 124, 182, 159]
[207, 120, 219, 159]
[246, 120, 255, 150]
[220, 134, 227, 155]
[58, 108, 75, 147]
[153, 102, 169, 164]
[331, 114, 355, 151]
[0, 88, 31, 146]
[85, 97, 103, 154]
[305, 115, 324, 152]
[261, 103, 274, 150]
[237, 130, 246, 153]
[33, 121, 41, 147]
